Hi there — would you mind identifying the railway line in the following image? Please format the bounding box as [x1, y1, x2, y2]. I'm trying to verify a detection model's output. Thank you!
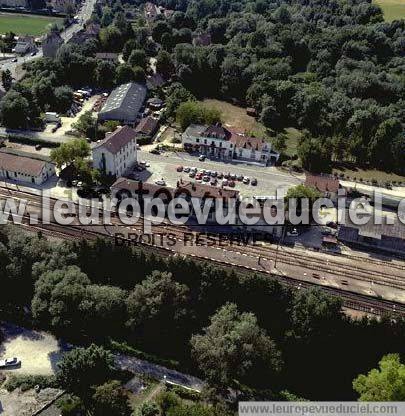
[1, 184, 405, 316]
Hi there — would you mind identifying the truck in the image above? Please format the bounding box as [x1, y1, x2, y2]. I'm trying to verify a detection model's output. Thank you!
[44, 112, 61, 123]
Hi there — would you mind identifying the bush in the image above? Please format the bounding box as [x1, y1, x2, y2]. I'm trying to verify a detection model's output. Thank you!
[6, 134, 60, 148]
[109, 340, 180, 369]
[166, 384, 201, 401]
[4, 374, 57, 392]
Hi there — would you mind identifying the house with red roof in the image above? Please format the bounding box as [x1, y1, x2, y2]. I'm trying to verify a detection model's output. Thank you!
[181, 123, 279, 165]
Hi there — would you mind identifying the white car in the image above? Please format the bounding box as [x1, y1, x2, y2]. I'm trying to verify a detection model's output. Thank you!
[243, 177, 250, 184]
[0, 357, 21, 368]
[155, 179, 166, 186]
[183, 166, 190, 173]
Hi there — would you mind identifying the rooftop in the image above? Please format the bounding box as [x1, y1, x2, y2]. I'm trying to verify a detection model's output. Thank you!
[99, 83, 147, 122]
[0, 149, 52, 176]
[305, 173, 340, 193]
[111, 177, 239, 200]
[135, 116, 158, 136]
[93, 125, 137, 155]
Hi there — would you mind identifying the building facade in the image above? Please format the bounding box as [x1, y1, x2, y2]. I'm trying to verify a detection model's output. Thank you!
[182, 124, 279, 165]
[0, 150, 55, 185]
[92, 125, 138, 177]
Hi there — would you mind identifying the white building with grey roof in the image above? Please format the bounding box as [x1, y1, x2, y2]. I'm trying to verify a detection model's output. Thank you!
[92, 125, 138, 177]
[98, 83, 147, 126]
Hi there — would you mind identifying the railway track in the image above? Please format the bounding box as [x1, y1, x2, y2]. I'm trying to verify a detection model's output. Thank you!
[17, 217, 405, 317]
[1, 184, 405, 315]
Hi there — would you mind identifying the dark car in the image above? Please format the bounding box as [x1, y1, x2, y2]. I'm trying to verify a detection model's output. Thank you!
[149, 149, 160, 154]
[251, 178, 258, 186]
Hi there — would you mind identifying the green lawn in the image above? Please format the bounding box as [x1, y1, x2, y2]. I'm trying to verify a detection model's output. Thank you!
[374, 0, 405, 21]
[0, 13, 63, 36]
[200, 99, 266, 137]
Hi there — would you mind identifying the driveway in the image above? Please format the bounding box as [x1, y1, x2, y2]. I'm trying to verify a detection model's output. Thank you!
[116, 354, 204, 392]
[0, 323, 70, 376]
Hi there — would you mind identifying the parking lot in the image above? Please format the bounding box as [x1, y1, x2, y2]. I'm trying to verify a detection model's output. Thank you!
[0, 323, 68, 376]
[135, 149, 302, 197]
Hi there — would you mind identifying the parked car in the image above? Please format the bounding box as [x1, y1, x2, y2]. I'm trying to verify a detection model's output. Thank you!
[155, 179, 166, 186]
[183, 166, 191, 173]
[189, 171, 196, 178]
[149, 149, 160, 154]
[230, 174, 236, 180]
[190, 167, 197, 172]
[176, 165, 183, 172]
[243, 177, 250, 184]
[210, 171, 217, 177]
[251, 178, 258, 186]
[224, 172, 231, 179]
[326, 221, 338, 229]
[237, 174, 244, 181]
[217, 172, 223, 179]
[210, 178, 217, 185]
[199, 155, 206, 161]
[30, 51, 37, 56]
[228, 180, 235, 187]
[203, 175, 210, 182]
[12, 58, 17, 63]
[35, 144, 42, 151]
[0, 357, 21, 368]
[195, 173, 203, 180]
[222, 179, 229, 186]
[287, 228, 299, 237]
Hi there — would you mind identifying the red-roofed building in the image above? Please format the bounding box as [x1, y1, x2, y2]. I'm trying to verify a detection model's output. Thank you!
[182, 124, 279, 165]
[305, 173, 342, 201]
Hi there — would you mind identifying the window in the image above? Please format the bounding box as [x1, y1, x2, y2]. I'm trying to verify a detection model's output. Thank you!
[14, 172, 17, 177]
[196, 138, 199, 143]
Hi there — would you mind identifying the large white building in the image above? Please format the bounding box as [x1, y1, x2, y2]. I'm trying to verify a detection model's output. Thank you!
[98, 83, 147, 126]
[92, 125, 137, 177]
[0, 149, 55, 185]
[182, 124, 279, 166]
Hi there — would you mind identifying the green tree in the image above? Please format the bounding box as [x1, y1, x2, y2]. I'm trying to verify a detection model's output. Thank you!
[176, 101, 221, 131]
[92, 380, 132, 416]
[138, 402, 160, 416]
[50, 138, 90, 168]
[56, 344, 114, 398]
[156, 50, 174, 78]
[353, 354, 405, 401]
[54, 86, 73, 114]
[1, 69, 12, 91]
[128, 49, 147, 69]
[115, 63, 134, 84]
[0, 90, 30, 128]
[291, 288, 343, 339]
[95, 60, 116, 89]
[72, 111, 97, 138]
[191, 303, 282, 386]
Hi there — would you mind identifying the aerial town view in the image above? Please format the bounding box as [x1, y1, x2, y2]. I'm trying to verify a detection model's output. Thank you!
[0, 0, 404, 414]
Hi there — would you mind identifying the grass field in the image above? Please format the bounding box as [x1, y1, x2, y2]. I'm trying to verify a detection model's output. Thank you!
[374, 0, 405, 21]
[201, 99, 266, 137]
[0, 13, 63, 35]
[332, 164, 405, 183]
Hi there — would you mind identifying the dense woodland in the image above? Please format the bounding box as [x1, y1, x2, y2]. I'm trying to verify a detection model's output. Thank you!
[0, 0, 404, 173]
[1, 226, 405, 406]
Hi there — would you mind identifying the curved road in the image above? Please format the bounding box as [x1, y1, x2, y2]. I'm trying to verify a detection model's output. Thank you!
[0, 0, 97, 79]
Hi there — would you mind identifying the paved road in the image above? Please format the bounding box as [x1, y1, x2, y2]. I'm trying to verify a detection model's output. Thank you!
[0, 0, 97, 79]
[116, 354, 204, 391]
[0, 127, 73, 143]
